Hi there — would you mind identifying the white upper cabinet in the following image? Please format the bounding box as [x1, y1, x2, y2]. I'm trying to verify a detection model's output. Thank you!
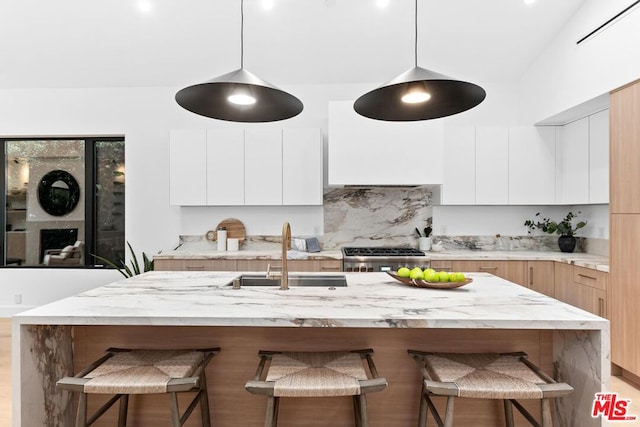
[557, 117, 590, 204]
[169, 129, 207, 206]
[244, 129, 283, 205]
[589, 109, 609, 203]
[206, 129, 245, 206]
[475, 126, 509, 205]
[508, 126, 556, 205]
[442, 126, 475, 204]
[328, 101, 444, 186]
[282, 128, 323, 205]
[169, 127, 323, 206]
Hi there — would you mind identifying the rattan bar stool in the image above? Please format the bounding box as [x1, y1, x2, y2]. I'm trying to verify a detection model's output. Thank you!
[56, 347, 220, 427]
[408, 350, 573, 427]
[245, 349, 387, 427]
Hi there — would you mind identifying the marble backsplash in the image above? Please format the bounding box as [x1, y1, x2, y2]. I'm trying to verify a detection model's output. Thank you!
[322, 187, 433, 249]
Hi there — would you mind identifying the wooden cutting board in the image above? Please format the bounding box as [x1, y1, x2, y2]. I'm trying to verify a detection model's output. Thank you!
[209, 218, 246, 243]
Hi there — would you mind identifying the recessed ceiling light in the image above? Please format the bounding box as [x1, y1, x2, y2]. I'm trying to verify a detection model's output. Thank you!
[524, 0, 536, 5]
[137, 0, 153, 13]
[377, 0, 390, 8]
[262, 0, 274, 10]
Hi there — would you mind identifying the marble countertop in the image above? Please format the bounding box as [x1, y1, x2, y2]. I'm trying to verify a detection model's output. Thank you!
[14, 271, 607, 330]
[428, 250, 609, 272]
[154, 249, 343, 260]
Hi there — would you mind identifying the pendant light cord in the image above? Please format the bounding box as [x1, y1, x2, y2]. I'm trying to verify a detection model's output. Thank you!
[414, 0, 418, 67]
[240, 0, 245, 69]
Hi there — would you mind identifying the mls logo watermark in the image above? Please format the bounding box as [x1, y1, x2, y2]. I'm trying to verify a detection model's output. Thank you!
[592, 392, 637, 422]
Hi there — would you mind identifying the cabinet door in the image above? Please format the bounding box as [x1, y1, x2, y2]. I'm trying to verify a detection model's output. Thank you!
[318, 259, 342, 272]
[555, 279, 606, 318]
[610, 214, 640, 371]
[508, 127, 556, 205]
[244, 129, 283, 205]
[282, 128, 323, 205]
[475, 127, 508, 204]
[236, 259, 272, 271]
[430, 260, 453, 272]
[442, 126, 475, 204]
[206, 129, 245, 205]
[288, 260, 319, 272]
[589, 109, 609, 204]
[328, 101, 444, 185]
[611, 83, 640, 213]
[557, 118, 589, 204]
[451, 260, 526, 285]
[154, 259, 237, 271]
[169, 129, 207, 205]
[526, 261, 554, 297]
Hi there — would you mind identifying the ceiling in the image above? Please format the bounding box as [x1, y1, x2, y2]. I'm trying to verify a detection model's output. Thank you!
[0, 0, 585, 89]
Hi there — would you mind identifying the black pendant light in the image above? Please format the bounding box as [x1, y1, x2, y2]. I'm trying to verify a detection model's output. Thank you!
[354, 0, 486, 121]
[175, 0, 303, 122]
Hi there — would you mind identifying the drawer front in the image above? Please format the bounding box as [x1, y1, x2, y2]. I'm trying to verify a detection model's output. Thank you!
[318, 260, 342, 272]
[573, 266, 608, 291]
[430, 260, 453, 271]
[154, 259, 237, 271]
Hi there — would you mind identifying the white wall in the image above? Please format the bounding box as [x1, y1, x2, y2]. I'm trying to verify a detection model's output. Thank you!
[0, 268, 121, 316]
[519, 0, 640, 123]
[433, 204, 608, 239]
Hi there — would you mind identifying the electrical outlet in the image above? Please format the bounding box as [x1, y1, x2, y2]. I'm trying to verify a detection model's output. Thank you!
[14, 293, 22, 304]
[313, 225, 320, 235]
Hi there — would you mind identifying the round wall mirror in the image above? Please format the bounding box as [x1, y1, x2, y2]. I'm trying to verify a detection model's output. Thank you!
[37, 170, 80, 216]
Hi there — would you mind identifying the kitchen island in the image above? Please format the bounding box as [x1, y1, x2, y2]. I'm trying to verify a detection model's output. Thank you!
[13, 272, 608, 426]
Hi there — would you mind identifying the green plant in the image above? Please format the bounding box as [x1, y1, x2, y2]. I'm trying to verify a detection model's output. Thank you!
[524, 211, 587, 237]
[93, 241, 154, 278]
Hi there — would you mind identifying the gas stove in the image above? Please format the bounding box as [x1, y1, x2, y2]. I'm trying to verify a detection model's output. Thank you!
[342, 246, 430, 272]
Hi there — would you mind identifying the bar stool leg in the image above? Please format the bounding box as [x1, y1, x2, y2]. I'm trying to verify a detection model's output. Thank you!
[169, 392, 181, 427]
[541, 398, 552, 427]
[352, 396, 362, 427]
[503, 399, 514, 427]
[264, 396, 277, 427]
[443, 396, 455, 427]
[117, 394, 129, 427]
[76, 393, 88, 427]
[357, 395, 369, 427]
[418, 383, 428, 427]
[199, 371, 212, 427]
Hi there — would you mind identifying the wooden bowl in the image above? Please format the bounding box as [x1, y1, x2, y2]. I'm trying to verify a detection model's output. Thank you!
[386, 271, 473, 289]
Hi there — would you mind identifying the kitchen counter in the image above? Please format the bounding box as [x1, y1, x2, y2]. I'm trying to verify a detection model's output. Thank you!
[13, 272, 608, 426]
[428, 250, 609, 272]
[154, 249, 342, 261]
[156, 247, 609, 272]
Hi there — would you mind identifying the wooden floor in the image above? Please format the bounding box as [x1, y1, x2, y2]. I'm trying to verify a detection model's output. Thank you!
[1, 317, 640, 426]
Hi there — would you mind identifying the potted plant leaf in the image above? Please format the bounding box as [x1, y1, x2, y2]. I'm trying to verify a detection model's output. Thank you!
[93, 241, 154, 278]
[524, 211, 587, 253]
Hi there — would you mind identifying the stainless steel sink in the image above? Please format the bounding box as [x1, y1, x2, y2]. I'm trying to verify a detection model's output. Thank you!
[229, 274, 347, 288]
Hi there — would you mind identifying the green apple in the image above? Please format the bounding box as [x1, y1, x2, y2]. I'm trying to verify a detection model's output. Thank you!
[438, 271, 450, 282]
[397, 267, 411, 278]
[450, 272, 466, 282]
[423, 270, 439, 282]
[423, 268, 436, 276]
[409, 268, 424, 280]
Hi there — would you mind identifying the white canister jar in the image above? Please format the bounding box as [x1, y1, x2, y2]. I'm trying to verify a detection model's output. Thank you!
[227, 238, 239, 252]
[217, 228, 227, 251]
[418, 237, 431, 251]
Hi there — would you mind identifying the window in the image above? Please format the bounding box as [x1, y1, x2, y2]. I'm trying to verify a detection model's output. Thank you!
[1, 137, 125, 267]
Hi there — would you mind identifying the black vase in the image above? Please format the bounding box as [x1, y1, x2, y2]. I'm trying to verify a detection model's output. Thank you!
[558, 235, 576, 253]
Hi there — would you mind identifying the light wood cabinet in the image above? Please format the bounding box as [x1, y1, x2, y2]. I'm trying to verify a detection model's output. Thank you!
[475, 127, 509, 204]
[450, 260, 526, 285]
[554, 262, 607, 318]
[611, 82, 640, 213]
[526, 261, 555, 297]
[610, 214, 640, 371]
[154, 259, 238, 271]
[429, 260, 453, 272]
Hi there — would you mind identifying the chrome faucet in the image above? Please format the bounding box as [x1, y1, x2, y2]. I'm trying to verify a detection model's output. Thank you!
[266, 222, 292, 290]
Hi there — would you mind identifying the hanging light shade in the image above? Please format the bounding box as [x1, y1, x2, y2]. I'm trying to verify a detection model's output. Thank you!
[175, 0, 303, 122]
[354, 0, 485, 121]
